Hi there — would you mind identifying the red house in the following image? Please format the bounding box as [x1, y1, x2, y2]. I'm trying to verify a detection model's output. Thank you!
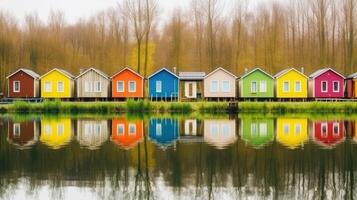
[6, 68, 40, 98]
[111, 67, 144, 98]
[7, 120, 39, 149]
[308, 68, 345, 98]
[312, 121, 345, 148]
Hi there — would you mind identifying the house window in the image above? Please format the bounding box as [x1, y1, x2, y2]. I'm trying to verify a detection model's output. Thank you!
[251, 81, 257, 93]
[117, 81, 124, 92]
[251, 123, 257, 136]
[283, 124, 289, 135]
[260, 123, 267, 136]
[94, 124, 101, 135]
[84, 123, 92, 135]
[222, 81, 230, 92]
[283, 81, 289, 92]
[84, 81, 92, 92]
[156, 81, 162, 93]
[129, 123, 136, 135]
[94, 81, 101, 92]
[117, 124, 124, 135]
[156, 123, 162, 136]
[13, 81, 20, 93]
[210, 124, 219, 136]
[13, 123, 20, 137]
[222, 124, 230, 136]
[57, 124, 64, 136]
[295, 81, 301, 92]
[57, 81, 64, 92]
[321, 81, 328, 92]
[128, 81, 136, 93]
[333, 122, 339, 136]
[321, 123, 328, 137]
[333, 81, 339, 92]
[210, 80, 219, 92]
[44, 81, 52, 92]
[45, 124, 51, 135]
[295, 124, 301, 136]
[260, 81, 267, 92]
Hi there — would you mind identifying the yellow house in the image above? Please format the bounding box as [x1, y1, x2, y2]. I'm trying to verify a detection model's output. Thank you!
[276, 118, 308, 149]
[274, 68, 308, 98]
[40, 68, 75, 98]
[40, 118, 72, 149]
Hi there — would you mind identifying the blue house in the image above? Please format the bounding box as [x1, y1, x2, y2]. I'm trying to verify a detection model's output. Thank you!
[148, 68, 179, 100]
[148, 118, 179, 147]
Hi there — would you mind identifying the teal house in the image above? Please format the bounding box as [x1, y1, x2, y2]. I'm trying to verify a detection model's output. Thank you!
[240, 118, 274, 149]
[239, 68, 274, 98]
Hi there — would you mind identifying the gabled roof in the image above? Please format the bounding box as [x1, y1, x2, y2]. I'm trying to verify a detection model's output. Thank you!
[6, 68, 40, 79]
[240, 67, 273, 79]
[179, 72, 206, 80]
[148, 67, 179, 79]
[347, 72, 357, 79]
[274, 68, 308, 79]
[309, 67, 345, 79]
[111, 66, 144, 79]
[76, 67, 109, 80]
[40, 68, 75, 79]
[205, 67, 237, 79]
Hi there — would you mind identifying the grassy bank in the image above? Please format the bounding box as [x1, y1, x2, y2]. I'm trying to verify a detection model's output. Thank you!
[1, 100, 357, 114]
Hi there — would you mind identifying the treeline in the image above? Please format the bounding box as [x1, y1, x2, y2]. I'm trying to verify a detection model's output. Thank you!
[0, 0, 356, 93]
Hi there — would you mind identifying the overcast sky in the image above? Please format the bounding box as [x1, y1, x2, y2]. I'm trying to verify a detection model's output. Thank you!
[0, 0, 274, 24]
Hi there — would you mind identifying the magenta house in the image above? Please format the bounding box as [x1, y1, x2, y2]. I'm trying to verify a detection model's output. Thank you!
[308, 68, 345, 98]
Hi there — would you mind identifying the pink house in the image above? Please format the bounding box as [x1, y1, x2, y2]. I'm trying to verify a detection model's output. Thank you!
[308, 68, 345, 98]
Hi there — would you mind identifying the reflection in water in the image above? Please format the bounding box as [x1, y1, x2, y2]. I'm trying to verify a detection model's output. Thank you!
[1, 115, 357, 199]
[204, 119, 237, 149]
[77, 119, 109, 150]
[40, 118, 73, 149]
[276, 118, 308, 149]
[111, 118, 144, 150]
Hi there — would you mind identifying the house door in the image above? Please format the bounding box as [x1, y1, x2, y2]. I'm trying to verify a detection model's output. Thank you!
[185, 82, 197, 98]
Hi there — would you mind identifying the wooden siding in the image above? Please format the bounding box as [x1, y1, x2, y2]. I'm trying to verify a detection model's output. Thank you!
[76, 70, 110, 98]
[204, 69, 236, 98]
[8, 71, 38, 98]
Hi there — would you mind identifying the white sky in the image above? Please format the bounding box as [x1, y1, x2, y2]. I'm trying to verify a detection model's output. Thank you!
[0, 0, 275, 24]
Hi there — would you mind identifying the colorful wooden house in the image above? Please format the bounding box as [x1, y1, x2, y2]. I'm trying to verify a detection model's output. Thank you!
[148, 68, 179, 100]
[203, 119, 237, 149]
[179, 72, 205, 100]
[274, 68, 308, 98]
[77, 119, 109, 150]
[204, 67, 237, 99]
[7, 119, 39, 149]
[311, 120, 345, 148]
[276, 118, 308, 149]
[40, 118, 73, 149]
[76, 68, 110, 98]
[111, 67, 144, 99]
[239, 68, 274, 98]
[111, 118, 144, 150]
[6, 68, 40, 98]
[346, 72, 357, 98]
[309, 68, 345, 98]
[148, 118, 179, 147]
[240, 118, 274, 148]
[40, 68, 75, 98]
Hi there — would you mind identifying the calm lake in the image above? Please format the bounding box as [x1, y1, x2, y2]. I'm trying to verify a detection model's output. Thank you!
[1, 114, 357, 200]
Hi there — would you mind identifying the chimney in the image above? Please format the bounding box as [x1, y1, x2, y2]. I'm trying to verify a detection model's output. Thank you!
[301, 67, 304, 74]
[173, 67, 177, 74]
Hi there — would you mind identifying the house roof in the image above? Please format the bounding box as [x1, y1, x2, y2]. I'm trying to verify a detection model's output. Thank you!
[309, 67, 345, 79]
[347, 72, 357, 79]
[6, 68, 40, 79]
[148, 67, 179, 79]
[111, 66, 144, 79]
[40, 67, 75, 79]
[179, 72, 206, 80]
[205, 67, 237, 79]
[239, 67, 273, 79]
[274, 68, 308, 79]
[76, 67, 109, 80]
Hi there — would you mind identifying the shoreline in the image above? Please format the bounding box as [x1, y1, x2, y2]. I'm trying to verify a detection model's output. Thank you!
[1, 100, 357, 114]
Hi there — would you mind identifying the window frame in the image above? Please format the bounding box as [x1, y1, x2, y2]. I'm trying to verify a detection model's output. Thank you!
[117, 81, 125, 92]
[156, 81, 162, 93]
[13, 123, 21, 137]
[251, 81, 257, 93]
[13, 81, 20, 93]
[156, 123, 162, 136]
[321, 123, 328, 137]
[260, 80, 267, 93]
[128, 81, 136, 93]
[333, 81, 340, 93]
[283, 81, 290, 92]
[321, 81, 328, 93]
[221, 80, 230, 92]
[44, 81, 52, 92]
[295, 81, 301, 92]
[94, 81, 101, 92]
[128, 123, 136, 135]
[117, 124, 125, 135]
[333, 122, 340, 136]
[210, 80, 219, 92]
[57, 81, 64, 93]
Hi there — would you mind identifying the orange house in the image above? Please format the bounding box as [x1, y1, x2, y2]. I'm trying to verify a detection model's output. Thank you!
[111, 67, 144, 98]
[111, 118, 144, 149]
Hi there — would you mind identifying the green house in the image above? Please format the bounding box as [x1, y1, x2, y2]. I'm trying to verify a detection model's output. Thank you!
[239, 68, 274, 98]
[240, 118, 274, 149]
